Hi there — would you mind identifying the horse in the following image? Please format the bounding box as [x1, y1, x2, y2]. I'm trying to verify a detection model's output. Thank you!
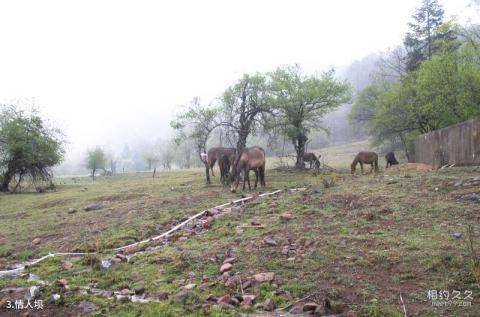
[230, 146, 266, 192]
[351, 151, 378, 175]
[303, 152, 321, 169]
[218, 154, 232, 186]
[385, 152, 399, 168]
[207, 147, 236, 177]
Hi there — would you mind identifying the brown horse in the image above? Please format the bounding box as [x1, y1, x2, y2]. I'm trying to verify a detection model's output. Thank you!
[230, 146, 266, 192]
[303, 152, 321, 169]
[385, 152, 399, 168]
[351, 151, 378, 175]
[218, 154, 232, 186]
[207, 147, 236, 177]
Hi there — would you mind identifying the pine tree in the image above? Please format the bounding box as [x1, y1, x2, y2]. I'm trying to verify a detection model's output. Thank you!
[403, 0, 454, 72]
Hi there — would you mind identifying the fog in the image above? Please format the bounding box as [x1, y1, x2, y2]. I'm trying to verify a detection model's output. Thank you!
[0, 0, 476, 173]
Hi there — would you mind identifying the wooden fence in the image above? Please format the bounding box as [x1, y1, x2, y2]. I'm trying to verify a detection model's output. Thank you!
[415, 119, 480, 167]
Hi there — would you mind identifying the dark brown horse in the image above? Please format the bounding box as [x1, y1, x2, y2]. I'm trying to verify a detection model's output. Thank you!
[207, 147, 236, 177]
[385, 152, 399, 168]
[230, 146, 266, 192]
[218, 154, 232, 186]
[303, 152, 321, 169]
[351, 151, 378, 175]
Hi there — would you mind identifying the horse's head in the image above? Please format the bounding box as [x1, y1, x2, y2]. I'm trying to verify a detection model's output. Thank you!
[350, 161, 356, 174]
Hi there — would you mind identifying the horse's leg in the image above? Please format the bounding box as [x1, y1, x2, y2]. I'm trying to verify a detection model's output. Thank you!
[254, 169, 259, 189]
[360, 162, 364, 174]
[260, 166, 266, 186]
[210, 158, 216, 177]
[243, 168, 247, 190]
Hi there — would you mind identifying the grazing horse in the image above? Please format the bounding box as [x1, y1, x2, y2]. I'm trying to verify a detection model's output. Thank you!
[351, 151, 379, 175]
[207, 147, 236, 177]
[230, 146, 266, 192]
[385, 152, 399, 168]
[303, 152, 321, 169]
[218, 154, 232, 186]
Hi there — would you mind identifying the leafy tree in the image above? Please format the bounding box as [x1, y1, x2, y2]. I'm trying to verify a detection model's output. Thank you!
[171, 97, 221, 183]
[269, 66, 351, 168]
[403, 0, 454, 72]
[221, 73, 273, 152]
[0, 106, 65, 192]
[86, 147, 107, 181]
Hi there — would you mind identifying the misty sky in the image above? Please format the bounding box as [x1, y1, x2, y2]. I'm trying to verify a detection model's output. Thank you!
[0, 0, 477, 159]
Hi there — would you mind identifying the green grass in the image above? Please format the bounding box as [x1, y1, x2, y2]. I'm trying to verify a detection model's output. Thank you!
[1, 143, 480, 316]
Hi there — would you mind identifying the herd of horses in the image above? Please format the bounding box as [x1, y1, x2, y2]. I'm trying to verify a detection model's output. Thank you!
[206, 147, 399, 192]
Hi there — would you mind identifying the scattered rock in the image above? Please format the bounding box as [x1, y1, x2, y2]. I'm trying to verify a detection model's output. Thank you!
[220, 262, 233, 273]
[262, 298, 275, 311]
[242, 280, 252, 289]
[129, 274, 145, 282]
[452, 232, 463, 239]
[25, 286, 40, 300]
[134, 285, 145, 294]
[61, 261, 73, 270]
[203, 216, 215, 229]
[223, 257, 236, 264]
[454, 181, 463, 187]
[49, 294, 61, 304]
[115, 294, 130, 303]
[31, 238, 41, 245]
[77, 301, 99, 313]
[218, 302, 235, 309]
[115, 254, 128, 262]
[56, 279, 68, 288]
[131, 295, 149, 303]
[462, 194, 480, 203]
[100, 259, 117, 272]
[263, 237, 278, 246]
[347, 310, 358, 317]
[183, 283, 196, 290]
[254, 272, 275, 283]
[120, 288, 131, 296]
[224, 277, 238, 288]
[280, 212, 293, 223]
[303, 302, 320, 312]
[158, 291, 169, 301]
[84, 203, 106, 211]
[126, 246, 135, 254]
[174, 291, 191, 303]
[27, 273, 40, 281]
[217, 294, 232, 304]
[67, 208, 77, 214]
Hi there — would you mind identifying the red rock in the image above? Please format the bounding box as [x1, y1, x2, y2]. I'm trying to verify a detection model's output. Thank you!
[31, 238, 41, 245]
[61, 261, 73, 270]
[263, 237, 278, 246]
[254, 272, 275, 283]
[223, 257, 236, 264]
[263, 298, 275, 311]
[347, 310, 358, 317]
[120, 288, 130, 295]
[126, 246, 135, 254]
[217, 294, 232, 304]
[303, 302, 320, 311]
[158, 291, 168, 300]
[115, 254, 127, 262]
[220, 262, 233, 273]
[203, 216, 215, 228]
[225, 277, 238, 288]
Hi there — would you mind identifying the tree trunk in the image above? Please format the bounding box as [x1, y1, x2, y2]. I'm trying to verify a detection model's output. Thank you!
[293, 133, 308, 169]
[0, 169, 14, 192]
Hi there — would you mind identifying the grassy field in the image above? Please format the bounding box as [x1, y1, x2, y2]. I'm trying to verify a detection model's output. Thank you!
[1, 142, 479, 316]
